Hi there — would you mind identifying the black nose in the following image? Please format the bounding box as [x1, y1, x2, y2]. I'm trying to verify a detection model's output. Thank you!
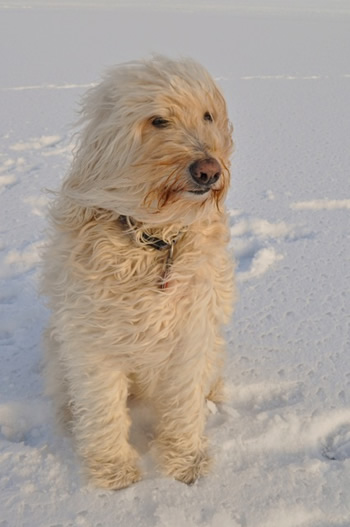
[189, 158, 222, 187]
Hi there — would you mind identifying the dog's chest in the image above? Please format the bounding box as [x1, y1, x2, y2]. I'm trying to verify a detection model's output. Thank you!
[115, 235, 230, 318]
[63, 222, 233, 356]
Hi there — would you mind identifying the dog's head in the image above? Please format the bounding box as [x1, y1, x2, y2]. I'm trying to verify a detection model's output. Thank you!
[65, 56, 234, 225]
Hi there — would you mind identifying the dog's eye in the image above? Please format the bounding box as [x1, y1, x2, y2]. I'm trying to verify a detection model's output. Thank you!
[204, 112, 213, 122]
[151, 117, 170, 128]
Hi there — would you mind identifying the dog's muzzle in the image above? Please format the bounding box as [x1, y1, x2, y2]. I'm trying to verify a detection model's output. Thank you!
[188, 158, 222, 194]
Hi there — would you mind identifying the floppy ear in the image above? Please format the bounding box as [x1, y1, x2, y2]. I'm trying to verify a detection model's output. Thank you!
[51, 67, 150, 227]
[61, 77, 131, 200]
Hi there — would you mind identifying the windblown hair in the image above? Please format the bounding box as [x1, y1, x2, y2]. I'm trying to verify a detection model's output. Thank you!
[51, 55, 233, 231]
[42, 55, 235, 490]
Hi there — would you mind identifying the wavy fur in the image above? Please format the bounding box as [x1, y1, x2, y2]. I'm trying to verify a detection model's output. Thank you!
[42, 55, 235, 489]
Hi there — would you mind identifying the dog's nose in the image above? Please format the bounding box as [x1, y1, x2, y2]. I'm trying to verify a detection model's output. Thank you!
[189, 158, 222, 187]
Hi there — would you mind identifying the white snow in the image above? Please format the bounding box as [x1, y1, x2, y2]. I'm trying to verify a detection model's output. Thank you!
[1, 1, 350, 526]
[0, 175, 17, 191]
[290, 199, 350, 210]
[9, 136, 62, 151]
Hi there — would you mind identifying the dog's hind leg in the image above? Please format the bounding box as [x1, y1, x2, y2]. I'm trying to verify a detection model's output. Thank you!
[65, 357, 141, 490]
[43, 327, 73, 433]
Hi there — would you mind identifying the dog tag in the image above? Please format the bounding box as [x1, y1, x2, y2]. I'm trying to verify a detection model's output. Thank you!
[160, 240, 175, 289]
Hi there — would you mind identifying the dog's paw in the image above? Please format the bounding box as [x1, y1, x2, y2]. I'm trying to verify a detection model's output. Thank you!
[161, 447, 212, 485]
[86, 457, 142, 490]
[207, 376, 227, 404]
[174, 451, 212, 485]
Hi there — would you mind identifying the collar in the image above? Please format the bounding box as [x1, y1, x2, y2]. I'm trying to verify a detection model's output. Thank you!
[118, 215, 185, 289]
[118, 215, 182, 251]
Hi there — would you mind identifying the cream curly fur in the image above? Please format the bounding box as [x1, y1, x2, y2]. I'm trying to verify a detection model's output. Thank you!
[42, 55, 235, 489]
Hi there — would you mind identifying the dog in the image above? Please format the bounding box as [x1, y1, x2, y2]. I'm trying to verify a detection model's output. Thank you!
[42, 55, 235, 489]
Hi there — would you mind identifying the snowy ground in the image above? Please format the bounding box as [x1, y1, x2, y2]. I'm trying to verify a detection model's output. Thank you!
[1, 1, 350, 526]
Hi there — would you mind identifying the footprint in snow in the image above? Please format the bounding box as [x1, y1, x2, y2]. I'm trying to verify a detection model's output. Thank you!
[0, 174, 18, 193]
[0, 240, 44, 279]
[9, 134, 73, 159]
[227, 210, 296, 281]
[23, 195, 49, 217]
[0, 330, 15, 346]
[9, 135, 62, 152]
[322, 423, 350, 461]
[0, 293, 16, 305]
[227, 208, 314, 281]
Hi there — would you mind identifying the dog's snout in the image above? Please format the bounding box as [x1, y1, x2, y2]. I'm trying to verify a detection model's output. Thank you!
[189, 158, 222, 187]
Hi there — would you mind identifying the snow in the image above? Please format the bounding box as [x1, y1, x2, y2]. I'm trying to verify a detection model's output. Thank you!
[290, 199, 350, 211]
[0, 1, 349, 525]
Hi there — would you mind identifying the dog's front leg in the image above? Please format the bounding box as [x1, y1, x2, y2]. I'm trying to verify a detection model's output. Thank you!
[67, 361, 141, 490]
[154, 379, 210, 485]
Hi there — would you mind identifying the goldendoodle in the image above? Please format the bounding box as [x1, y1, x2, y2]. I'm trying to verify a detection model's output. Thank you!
[42, 55, 235, 489]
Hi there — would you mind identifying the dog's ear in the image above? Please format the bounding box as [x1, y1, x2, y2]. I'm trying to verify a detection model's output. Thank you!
[77, 71, 144, 164]
[57, 71, 145, 217]
[78, 73, 116, 124]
